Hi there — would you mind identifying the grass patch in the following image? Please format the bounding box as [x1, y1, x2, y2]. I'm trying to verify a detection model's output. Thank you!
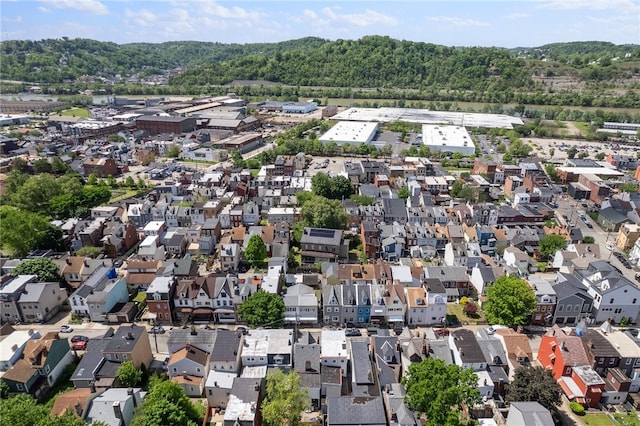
[583, 414, 616, 426]
[614, 412, 640, 426]
[60, 107, 91, 118]
[447, 302, 487, 325]
[109, 189, 144, 203]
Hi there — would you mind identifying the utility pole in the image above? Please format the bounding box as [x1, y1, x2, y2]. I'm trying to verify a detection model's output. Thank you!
[152, 317, 159, 353]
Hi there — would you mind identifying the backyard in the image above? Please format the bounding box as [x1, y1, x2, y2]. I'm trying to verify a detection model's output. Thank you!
[582, 412, 640, 426]
[446, 300, 488, 326]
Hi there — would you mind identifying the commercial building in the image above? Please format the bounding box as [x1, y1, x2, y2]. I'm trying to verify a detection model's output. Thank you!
[319, 121, 379, 146]
[421, 125, 475, 156]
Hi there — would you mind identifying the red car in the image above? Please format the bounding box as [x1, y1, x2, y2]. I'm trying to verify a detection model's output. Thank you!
[72, 340, 87, 350]
[434, 328, 450, 337]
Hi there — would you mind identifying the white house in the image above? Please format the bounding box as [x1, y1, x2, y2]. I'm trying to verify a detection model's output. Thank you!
[321, 329, 348, 377]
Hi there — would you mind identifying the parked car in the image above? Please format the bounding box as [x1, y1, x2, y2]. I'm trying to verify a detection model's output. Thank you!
[345, 328, 361, 337]
[59, 325, 73, 333]
[149, 326, 165, 334]
[72, 340, 87, 350]
[70, 335, 89, 343]
[434, 328, 450, 337]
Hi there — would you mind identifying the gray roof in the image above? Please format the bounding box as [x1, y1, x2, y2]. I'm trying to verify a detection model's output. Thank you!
[230, 377, 261, 402]
[104, 325, 147, 353]
[72, 338, 110, 381]
[167, 328, 218, 352]
[18, 282, 55, 303]
[451, 329, 485, 363]
[427, 339, 453, 365]
[300, 227, 343, 245]
[326, 396, 386, 426]
[210, 329, 243, 363]
[351, 341, 374, 385]
[507, 401, 554, 426]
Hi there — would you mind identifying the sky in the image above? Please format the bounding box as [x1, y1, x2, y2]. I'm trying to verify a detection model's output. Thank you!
[1, 0, 639, 48]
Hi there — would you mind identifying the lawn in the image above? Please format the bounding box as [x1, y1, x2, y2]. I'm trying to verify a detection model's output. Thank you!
[446, 302, 487, 326]
[60, 107, 91, 118]
[614, 412, 640, 426]
[583, 414, 615, 426]
[109, 189, 143, 203]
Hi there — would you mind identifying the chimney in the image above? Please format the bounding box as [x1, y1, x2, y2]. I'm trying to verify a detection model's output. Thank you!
[127, 332, 134, 340]
[113, 401, 122, 420]
[183, 371, 189, 380]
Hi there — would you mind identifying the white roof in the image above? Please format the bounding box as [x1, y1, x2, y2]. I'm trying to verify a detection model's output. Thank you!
[0, 329, 40, 362]
[556, 167, 624, 176]
[143, 221, 165, 232]
[423, 124, 473, 149]
[319, 121, 378, 144]
[321, 329, 347, 358]
[603, 331, 640, 357]
[205, 370, 236, 389]
[147, 276, 173, 294]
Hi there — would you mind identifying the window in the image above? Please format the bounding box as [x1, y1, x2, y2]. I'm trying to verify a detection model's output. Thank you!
[123, 354, 128, 360]
[17, 383, 24, 391]
[45, 364, 51, 374]
[610, 298, 614, 304]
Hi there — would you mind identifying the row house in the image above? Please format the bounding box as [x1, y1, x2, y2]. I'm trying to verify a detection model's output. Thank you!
[528, 278, 557, 326]
[146, 276, 177, 323]
[424, 266, 470, 301]
[70, 265, 128, 322]
[0, 275, 66, 324]
[125, 258, 161, 290]
[300, 228, 348, 266]
[576, 261, 640, 324]
[405, 285, 447, 326]
[173, 275, 239, 324]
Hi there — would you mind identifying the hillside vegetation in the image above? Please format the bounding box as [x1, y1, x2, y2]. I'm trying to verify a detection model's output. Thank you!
[1, 37, 639, 108]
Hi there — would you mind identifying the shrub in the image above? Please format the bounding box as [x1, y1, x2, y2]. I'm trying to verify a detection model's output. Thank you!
[569, 401, 585, 415]
[459, 296, 469, 306]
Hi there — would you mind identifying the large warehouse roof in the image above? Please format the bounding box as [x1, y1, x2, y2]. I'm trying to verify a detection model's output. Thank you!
[333, 107, 523, 129]
[319, 121, 379, 145]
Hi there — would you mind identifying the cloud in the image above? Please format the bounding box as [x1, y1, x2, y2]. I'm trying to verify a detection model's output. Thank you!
[507, 13, 529, 20]
[38, 6, 52, 13]
[42, 0, 108, 15]
[1, 15, 22, 23]
[124, 8, 158, 28]
[536, 0, 639, 11]
[320, 7, 398, 27]
[427, 16, 490, 28]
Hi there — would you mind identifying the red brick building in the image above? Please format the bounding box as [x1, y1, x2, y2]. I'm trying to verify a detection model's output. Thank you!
[136, 116, 197, 136]
[83, 158, 119, 177]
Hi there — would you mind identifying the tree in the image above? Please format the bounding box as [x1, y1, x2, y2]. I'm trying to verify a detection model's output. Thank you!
[300, 196, 347, 230]
[311, 173, 331, 198]
[463, 300, 478, 316]
[131, 380, 201, 426]
[583, 236, 595, 244]
[261, 369, 310, 426]
[0, 393, 85, 426]
[245, 234, 267, 268]
[33, 158, 52, 174]
[618, 182, 639, 193]
[539, 234, 568, 258]
[484, 275, 536, 326]
[116, 360, 142, 387]
[507, 367, 562, 412]
[349, 194, 373, 206]
[13, 258, 60, 282]
[0, 207, 53, 258]
[566, 146, 578, 159]
[402, 358, 481, 426]
[166, 145, 181, 158]
[237, 290, 285, 328]
[329, 175, 354, 200]
[596, 152, 606, 160]
[545, 164, 559, 182]
[397, 187, 410, 200]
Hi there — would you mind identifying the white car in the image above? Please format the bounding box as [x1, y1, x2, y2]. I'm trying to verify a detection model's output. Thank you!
[487, 325, 509, 335]
[59, 325, 74, 333]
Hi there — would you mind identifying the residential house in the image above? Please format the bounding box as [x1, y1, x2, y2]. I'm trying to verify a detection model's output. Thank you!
[576, 261, 640, 324]
[424, 278, 447, 325]
[470, 266, 504, 297]
[103, 325, 153, 370]
[209, 328, 243, 374]
[223, 377, 262, 426]
[294, 331, 320, 374]
[552, 273, 594, 326]
[506, 402, 554, 426]
[372, 335, 402, 390]
[146, 276, 176, 323]
[168, 344, 210, 397]
[241, 329, 294, 368]
[405, 287, 428, 327]
[503, 246, 532, 276]
[559, 365, 606, 408]
[582, 328, 621, 375]
[424, 266, 470, 301]
[101, 220, 139, 258]
[383, 383, 417, 426]
[167, 328, 218, 354]
[0, 329, 41, 372]
[615, 223, 640, 251]
[69, 266, 127, 321]
[283, 284, 318, 325]
[449, 329, 487, 371]
[16, 281, 67, 324]
[49, 387, 93, 419]
[220, 243, 241, 272]
[384, 284, 407, 326]
[528, 278, 557, 326]
[2, 332, 74, 400]
[124, 259, 160, 291]
[85, 387, 145, 426]
[494, 328, 533, 380]
[537, 325, 590, 380]
[350, 340, 376, 397]
[183, 275, 237, 324]
[0, 275, 38, 324]
[603, 330, 640, 378]
[323, 285, 344, 327]
[300, 228, 348, 265]
[326, 396, 386, 426]
[321, 329, 348, 377]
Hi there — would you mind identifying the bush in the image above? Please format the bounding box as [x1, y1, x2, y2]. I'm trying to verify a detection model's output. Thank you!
[459, 296, 469, 306]
[569, 401, 585, 415]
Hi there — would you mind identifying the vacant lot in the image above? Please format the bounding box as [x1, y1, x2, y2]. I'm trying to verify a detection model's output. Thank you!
[60, 107, 91, 118]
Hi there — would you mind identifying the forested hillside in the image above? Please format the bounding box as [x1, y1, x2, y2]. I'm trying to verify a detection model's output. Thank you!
[0, 37, 328, 83]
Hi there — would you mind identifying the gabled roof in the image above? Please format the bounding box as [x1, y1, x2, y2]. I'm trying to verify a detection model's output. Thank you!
[169, 344, 210, 369]
[326, 396, 386, 426]
[3, 332, 64, 383]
